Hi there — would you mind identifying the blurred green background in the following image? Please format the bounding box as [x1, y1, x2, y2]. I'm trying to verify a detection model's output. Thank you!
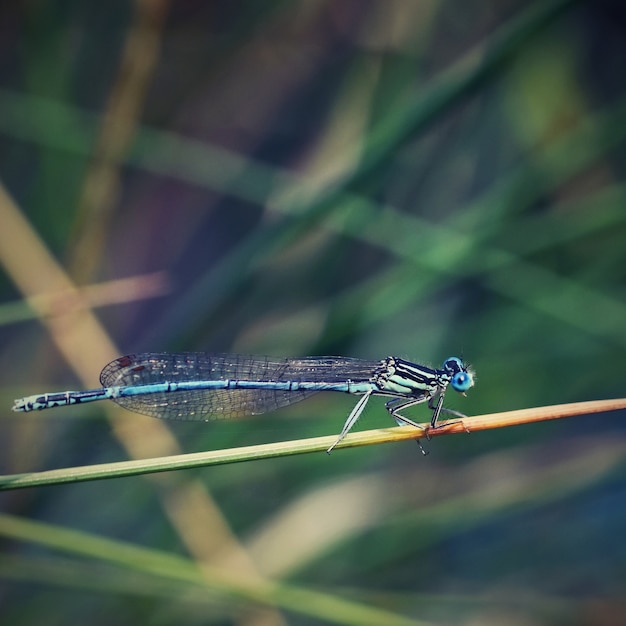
[1, 1, 625, 624]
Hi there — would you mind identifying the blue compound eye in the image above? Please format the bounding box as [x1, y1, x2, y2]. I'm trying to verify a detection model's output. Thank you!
[451, 371, 473, 393]
[443, 357, 463, 373]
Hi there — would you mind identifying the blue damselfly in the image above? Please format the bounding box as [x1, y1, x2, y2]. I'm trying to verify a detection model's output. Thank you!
[13, 353, 474, 452]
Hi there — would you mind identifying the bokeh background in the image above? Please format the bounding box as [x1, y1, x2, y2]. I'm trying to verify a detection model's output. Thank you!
[1, 1, 625, 624]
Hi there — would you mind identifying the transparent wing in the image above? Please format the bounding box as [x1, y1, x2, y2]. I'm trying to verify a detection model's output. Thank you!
[99, 352, 379, 421]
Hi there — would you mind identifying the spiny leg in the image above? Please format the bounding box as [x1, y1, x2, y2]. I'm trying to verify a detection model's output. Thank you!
[428, 392, 469, 433]
[327, 390, 373, 453]
[385, 396, 429, 430]
[385, 396, 430, 455]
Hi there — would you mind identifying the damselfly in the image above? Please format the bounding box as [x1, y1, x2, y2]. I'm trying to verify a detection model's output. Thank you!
[13, 353, 474, 452]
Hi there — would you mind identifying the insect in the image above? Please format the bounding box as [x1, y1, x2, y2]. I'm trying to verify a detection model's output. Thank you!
[13, 353, 474, 452]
